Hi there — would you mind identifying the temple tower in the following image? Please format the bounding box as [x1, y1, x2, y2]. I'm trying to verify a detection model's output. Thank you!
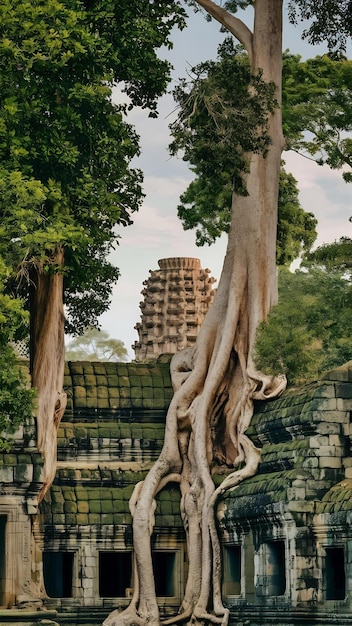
[133, 257, 216, 361]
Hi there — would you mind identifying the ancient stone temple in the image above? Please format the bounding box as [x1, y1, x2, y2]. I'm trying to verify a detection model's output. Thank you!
[133, 257, 216, 360]
[1, 258, 352, 626]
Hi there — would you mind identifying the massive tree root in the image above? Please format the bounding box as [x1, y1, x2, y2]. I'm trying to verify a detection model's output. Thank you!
[104, 212, 286, 626]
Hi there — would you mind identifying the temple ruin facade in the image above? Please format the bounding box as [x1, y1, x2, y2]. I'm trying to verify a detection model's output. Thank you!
[1, 259, 352, 626]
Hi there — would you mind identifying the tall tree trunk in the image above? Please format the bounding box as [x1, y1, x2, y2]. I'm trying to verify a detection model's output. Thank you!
[30, 245, 67, 502]
[104, 2, 286, 625]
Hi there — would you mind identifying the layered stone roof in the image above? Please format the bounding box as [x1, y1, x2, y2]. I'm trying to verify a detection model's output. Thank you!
[40, 357, 182, 529]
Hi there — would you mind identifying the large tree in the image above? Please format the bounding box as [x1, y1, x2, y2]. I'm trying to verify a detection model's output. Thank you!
[254, 240, 352, 385]
[104, 3, 351, 626]
[169, 43, 352, 253]
[65, 327, 128, 362]
[0, 0, 186, 499]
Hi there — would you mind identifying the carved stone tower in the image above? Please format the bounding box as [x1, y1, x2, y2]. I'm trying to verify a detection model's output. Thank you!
[133, 257, 216, 361]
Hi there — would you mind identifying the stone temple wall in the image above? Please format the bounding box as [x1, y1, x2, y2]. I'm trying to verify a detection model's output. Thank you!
[0, 360, 352, 626]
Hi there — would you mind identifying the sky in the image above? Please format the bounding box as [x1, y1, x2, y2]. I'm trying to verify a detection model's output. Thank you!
[93, 4, 352, 360]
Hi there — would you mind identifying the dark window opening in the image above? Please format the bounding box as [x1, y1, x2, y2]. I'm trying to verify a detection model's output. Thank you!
[326, 547, 345, 600]
[152, 551, 176, 597]
[99, 552, 133, 598]
[0, 517, 6, 606]
[266, 541, 286, 596]
[43, 552, 74, 598]
[223, 545, 241, 596]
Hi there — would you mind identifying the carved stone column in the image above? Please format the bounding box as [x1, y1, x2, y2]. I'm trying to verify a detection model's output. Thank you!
[133, 257, 216, 361]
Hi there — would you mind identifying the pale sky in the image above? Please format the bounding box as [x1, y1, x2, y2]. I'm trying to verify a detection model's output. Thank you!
[94, 5, 352, 360]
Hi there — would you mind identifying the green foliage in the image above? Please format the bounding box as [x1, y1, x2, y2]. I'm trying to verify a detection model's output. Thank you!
[0, 257, 34, 450]
[288, 1, 352, 54]
[65, 327, 128, 362]
[282, 52, 352, 181]
[304, 237, 352, 269]
[170, 39, 317, 260]
[0, 0, 186, 332]
[254, 240, 352, 384]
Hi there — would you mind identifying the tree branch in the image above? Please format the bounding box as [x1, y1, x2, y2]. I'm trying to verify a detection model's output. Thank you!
[194, 0, 253, 59]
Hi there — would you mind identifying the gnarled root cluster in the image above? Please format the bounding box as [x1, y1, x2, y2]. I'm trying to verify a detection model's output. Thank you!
[103, 342, 286, 626]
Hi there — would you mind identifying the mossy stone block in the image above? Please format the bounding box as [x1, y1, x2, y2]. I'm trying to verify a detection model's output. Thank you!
[109, 387, 120, 399]
[97, 386, 109, 399]
[62, 488, 76, 502]
[3, 454, 17, 466]
[101, 500, 114, 513]
[152, 375, 164, 388]
[73, 375, 85, 386]
[18, 454, 31, 464]
[89, 513, 101, 525]
[129, 376, 142, 387]
[88, 488, 101, 500]
[90, 500, 102, 513]
[64, 501, 77, 513]
[75, 487, 88, 501]
[97, 398, 109, 409]
[53, 514, 65, 524]
[119, 387, 131, 399]
[112, 499, 126, 513]
[142, 387, 153, 399]
[65, 514, 77, 525]
[141, 376, 153, 387]
[85, 374, 97, 386]
[52, 502, 64, 513]
[131, 397, 143, 408]
[108, 375, 119, 387]
[160, 515, 175, 527]
[101, 513, 114, 524]
[77, 513, 89, 524]
[78, 501, 89, 513]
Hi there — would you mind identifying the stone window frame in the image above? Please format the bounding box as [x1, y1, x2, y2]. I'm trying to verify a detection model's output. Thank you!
[222, 543, 244, 599]
[324, 544, 347, 602]
[255, 538, 288, 600]
[42, 550, 76, 599]
[97, 547, 183, 606]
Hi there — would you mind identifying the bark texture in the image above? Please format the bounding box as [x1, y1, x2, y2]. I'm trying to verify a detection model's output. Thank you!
[30, 246, 67, 502]
[104, 2, 286, 625]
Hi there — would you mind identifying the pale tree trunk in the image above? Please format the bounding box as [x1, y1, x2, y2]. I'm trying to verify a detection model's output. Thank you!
[104, 2, 286, 625]
[30, 245, 67, 503]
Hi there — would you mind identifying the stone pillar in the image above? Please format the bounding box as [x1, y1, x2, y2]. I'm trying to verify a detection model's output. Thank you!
[133, 257, 216, 361]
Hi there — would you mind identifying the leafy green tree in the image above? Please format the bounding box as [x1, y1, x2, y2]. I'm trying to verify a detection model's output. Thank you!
[0, 0, 186, 499]
[0, 257, 34, 450]
[304, 236, 352, 269]
[170, 40, 352, 250]
[65, 328, 128, 362]
[254, 239, 352, 384]
[282, 52, 352, 182]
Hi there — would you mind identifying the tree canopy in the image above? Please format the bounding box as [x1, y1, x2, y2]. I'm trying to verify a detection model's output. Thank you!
[254, 238, 352, 384]
[0, 0, 187, 333]
[0, 256, 34, 450]
[0, 0, 186, 499]
[65, 327, 128, 362]
[170, 39, 352, 251]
